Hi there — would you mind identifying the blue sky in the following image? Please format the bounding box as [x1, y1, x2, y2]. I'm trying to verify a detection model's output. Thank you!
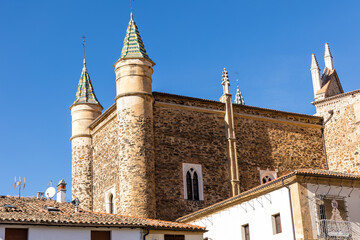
[0, 0, 359, 199]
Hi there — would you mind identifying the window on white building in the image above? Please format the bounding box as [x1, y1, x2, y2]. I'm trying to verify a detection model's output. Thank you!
[5, 228, 28, 240]
[241, 224, 250, 240]
[272, 213, 282, 234]
[91, 231, 110, 240]
[164, 235, 185, 240]
[182, 163, 204, 201]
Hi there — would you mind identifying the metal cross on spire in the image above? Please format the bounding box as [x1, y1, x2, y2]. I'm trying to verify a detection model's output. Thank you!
[82, 36, 86, 64]
[235, 72, 239, 89]
[130, 0, 134, 19]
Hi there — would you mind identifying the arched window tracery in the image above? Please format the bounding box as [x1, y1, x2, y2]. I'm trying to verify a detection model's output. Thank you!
[185, 168, 200, 200]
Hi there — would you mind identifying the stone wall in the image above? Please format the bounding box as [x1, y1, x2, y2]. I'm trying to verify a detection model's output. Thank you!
[314, 90, 360, 174]
[71, 137, 93, 211]
[116, 104, 156, 218]
[153, 102, 231, 220]
[87, 92, 326, 220]
[153, 92, 326, 220]
[91, 109, 120, 213]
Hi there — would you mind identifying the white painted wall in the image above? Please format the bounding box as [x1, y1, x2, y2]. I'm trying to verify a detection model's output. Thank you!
[306, 184, 360, 239]
[0, 226, 202, 240]
[0, 227, 4, 240]
[190, 187, 295, 240]
[0, 226, 141, 240]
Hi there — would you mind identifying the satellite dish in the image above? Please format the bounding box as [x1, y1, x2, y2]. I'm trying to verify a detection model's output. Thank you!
[45, 187, 56, 199]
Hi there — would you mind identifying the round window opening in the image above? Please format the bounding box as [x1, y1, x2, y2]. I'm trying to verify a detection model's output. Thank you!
[262, 175, 273, 184]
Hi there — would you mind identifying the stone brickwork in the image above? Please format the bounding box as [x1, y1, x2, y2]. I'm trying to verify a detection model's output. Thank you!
[314, 90, 360, 174]
[116, 105, 156, 218]
[153, 102, 231, 220]
[234, 109, 325, 192]
[85, 92, 326, 221]
[71, 137, 93, 211]
[152, 92, 326, 220]
[91, 109, 120, 213]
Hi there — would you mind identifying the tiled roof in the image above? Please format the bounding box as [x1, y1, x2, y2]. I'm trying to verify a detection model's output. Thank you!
[0, 196, 204, 231]
[73, 60, 101, 106]
[119, 14, 153, 64]
[234, 88, 245, 105]
[177, 169, 360, 222]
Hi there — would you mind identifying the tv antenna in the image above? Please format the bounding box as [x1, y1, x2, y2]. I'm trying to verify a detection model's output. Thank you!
[45, 180, 56, 199]
[14, 176, 26, 198]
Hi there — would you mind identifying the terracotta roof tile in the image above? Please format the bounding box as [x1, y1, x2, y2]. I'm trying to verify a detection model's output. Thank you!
[0, 196, 204, 231]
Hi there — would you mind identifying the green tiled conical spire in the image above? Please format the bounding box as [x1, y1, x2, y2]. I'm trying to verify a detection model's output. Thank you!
[234, 87, 245, 105]
[73, 59, 101, 105]
[119, 13, 153, 63]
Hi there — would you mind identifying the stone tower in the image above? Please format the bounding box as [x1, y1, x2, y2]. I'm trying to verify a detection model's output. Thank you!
[113, 13, 156, 218]
[70, 59, 102, 210]
[311, 43, 360, 174]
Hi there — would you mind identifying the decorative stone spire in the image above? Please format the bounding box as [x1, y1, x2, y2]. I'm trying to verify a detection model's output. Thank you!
[311, 53, 322, 97]
[73, 59, 100, 105]
[119, 13, 154, 64]
[219, 68, 240, 197]
[234, 79, 245, 105]
[221, 68, 230, 94]
[324, 43, 334, 70]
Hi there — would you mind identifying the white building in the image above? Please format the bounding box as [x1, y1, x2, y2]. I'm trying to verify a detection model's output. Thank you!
[178, 169, 360, 240]
[0, 196, 204, 240]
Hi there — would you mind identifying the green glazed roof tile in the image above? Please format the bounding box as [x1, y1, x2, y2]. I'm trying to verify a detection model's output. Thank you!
[73, 60, 100, 105]
[119, 14, 153, 63]
[234, 88, 245, 105]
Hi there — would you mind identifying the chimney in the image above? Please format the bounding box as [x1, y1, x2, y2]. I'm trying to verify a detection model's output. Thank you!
[37, 192, 44, 199]
[56, 179, 67, 203]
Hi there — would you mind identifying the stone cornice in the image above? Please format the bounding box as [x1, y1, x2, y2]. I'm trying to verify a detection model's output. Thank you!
[70, 134, 91, 141]
[155, 102, 323, 129]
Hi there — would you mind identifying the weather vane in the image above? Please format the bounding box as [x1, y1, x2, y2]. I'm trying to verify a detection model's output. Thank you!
[14, 176, 26, 198]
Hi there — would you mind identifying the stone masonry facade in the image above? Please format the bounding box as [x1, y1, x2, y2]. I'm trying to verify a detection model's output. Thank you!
[91, 108, 120, 213]
[88, 92, 326, 221]
[116, 105, 156, 218]
[314, 90, 360, 174]
[153, 92, 325, 220]
[71, 137, 93, 211]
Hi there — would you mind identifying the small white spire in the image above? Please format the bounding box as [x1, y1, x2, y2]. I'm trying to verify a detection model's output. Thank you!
[311, 53, 320, 70]
[324, 43, 334, 70]
[311, 53, 321, 97]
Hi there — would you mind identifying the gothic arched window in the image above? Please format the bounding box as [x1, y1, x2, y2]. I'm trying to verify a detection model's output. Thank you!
[186, 171, 193, 200]
[193, 171, 199, 200]
[183, 165, 203, 201]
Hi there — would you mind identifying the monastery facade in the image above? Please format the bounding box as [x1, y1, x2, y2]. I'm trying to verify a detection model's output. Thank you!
[70, 14, 359, 221]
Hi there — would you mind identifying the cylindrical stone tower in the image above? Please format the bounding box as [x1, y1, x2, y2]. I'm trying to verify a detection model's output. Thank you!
[114, 13, 156, 218]
[70, 59, 102, 211]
